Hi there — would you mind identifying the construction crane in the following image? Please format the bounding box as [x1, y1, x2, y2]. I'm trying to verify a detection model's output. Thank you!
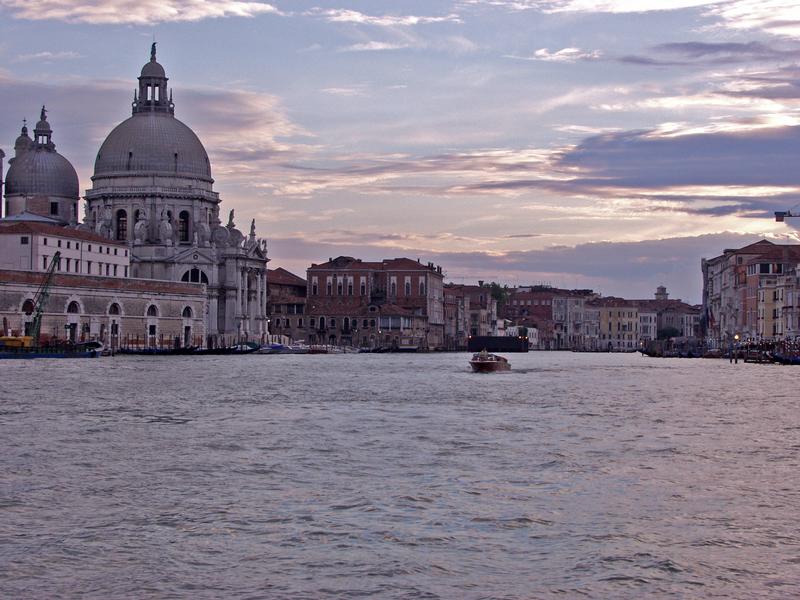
[29, 251, 61, 346]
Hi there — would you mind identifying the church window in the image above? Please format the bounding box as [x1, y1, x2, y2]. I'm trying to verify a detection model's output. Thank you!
[154, 86, 160, 101]
[146, 85, 153, 101]
[178, 211, 190, 243]
[116, 210, 127, 241]
[67, 301, 80, 314]
[181, 268, 208, 284]
[182, 306, 193, 318]
[109, 303, 120, 315]
[147, 305, 158, 317]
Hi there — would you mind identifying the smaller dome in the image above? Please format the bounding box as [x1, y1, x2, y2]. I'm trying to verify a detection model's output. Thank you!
[35, 119, 51, 133]
[5, 148, 79, 199]
[141, 60, 166, 79]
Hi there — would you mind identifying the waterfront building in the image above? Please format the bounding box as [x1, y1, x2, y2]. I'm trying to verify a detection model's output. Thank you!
[266, 267, 307, 342]
[1, 44, 269, 343]
[587, 297, 639, 351]
[0, 221, 129, 278]
[0, 269, 206, 348]
[443, 285, 469, 350]
[702, 240, 800, 345]
[82, 44, 268, 340]
[445, 283, 497, 339]
[306, 256, 444, 349]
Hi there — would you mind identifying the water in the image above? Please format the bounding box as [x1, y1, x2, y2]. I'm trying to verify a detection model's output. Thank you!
[1, 352, 799, 598]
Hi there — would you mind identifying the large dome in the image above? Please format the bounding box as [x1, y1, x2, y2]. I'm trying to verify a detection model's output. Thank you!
[93, 112, 212, 181]
[5, 149, 79, 199]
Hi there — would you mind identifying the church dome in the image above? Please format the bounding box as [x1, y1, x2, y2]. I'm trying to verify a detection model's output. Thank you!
[141, 59, 166, 79]
[5, 109, 79, 200]
[93, 112, 212, 181]
[5, 147, 79, 199]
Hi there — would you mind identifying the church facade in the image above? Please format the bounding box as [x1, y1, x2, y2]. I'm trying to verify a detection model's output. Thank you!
[1, 44, 269, 341]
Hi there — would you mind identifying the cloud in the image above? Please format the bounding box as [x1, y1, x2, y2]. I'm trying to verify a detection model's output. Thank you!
[308, 9, 462, 27]
[619, 41, 800, 66]
[0, 0, 281, 25]
[506, 47, 602, 62]
[338, 41, 410, 52]
[13, 51, 82, 63]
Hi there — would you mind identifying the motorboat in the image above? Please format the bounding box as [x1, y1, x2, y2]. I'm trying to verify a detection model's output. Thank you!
[469, 350, 511, 373]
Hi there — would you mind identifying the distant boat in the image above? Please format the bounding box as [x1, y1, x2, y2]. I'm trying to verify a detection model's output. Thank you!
[0, 338, 101, 359]
[469, 350, 511, 373]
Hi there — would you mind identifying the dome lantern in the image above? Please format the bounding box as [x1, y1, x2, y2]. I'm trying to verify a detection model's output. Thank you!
[133, 42, 174, 116]
[33, 106, 54, 149]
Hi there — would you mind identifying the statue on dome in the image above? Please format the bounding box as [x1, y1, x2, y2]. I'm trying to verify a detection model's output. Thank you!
[151, 42, 157, 61]
[195, 216, 211, 247]
[134, 209, 148, 245]
[227, 209, 235, 228]
[159, 208, 173, 246]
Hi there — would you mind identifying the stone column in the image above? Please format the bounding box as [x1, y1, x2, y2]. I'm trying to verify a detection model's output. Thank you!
[236, 267, 242, 317]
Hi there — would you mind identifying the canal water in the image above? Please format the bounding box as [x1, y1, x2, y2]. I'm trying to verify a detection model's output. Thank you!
[1, 352, 798, 598]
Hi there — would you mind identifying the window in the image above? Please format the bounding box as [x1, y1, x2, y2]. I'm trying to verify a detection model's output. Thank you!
[105, 264, 110, 276]
[113, 265, 118, 276]
[57, 240, 62, 248]
[67, 241, 71, 249]
[109, 303, 120, 315]
[326, 279, 332, 296]
[337, 278, 343, 296]
[147, 305, 158, 317]
[125, 250, 128, 257]
[310, 317, 316, 328]
[76, 261, 80, 273]
[298, 318, 303, 328]
[311, 277, 318, 296]
[420, 280, 426, 296]
[182, 306, 193, 318]
[114, 248, 118, 256]
[42, 256, 48, 269]
[66, 258, 71, 272]
[181, 268, 208, 284]
[360, 281, 366, 296]
[67, 301, 80, 314]
[106, 247, 110, 254]
[50, 202, 59, 215]
[405, 281, 411, 296]
[43, 238, 48, 246]
[20, 236, 29, 245]
[347, 280, 353, 296]
[88, 244, 92, 252]
[87, 261, 92, 273]
[124, 267, 128, 278]
[22, 299, 35, 315]
[363, 319, 369, 328]
[178, 211, 190, 243]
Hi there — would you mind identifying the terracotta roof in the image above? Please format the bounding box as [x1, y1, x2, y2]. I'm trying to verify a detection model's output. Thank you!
[268, 267, 306, 287]
[0, 221, 128, 245]
[0, 269, 205, 295]
[744, 245, 800, 264]
[309, 255, 441, 273]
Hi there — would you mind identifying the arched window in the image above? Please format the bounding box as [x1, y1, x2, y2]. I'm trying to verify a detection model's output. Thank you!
[178, 210, 190, 243]
[182, 306, 193, 319]
[108, 303, 121, 315]
[181, 268, 208, 284]
[319, 316, 326, 330]
[343, 317, 350, 331]
[67, 301, 80, 314]
[22, 299, 35, 315]
[146, 305, 158, 317]
[405, 281, 411, 296]
[116, 209, 127, 241]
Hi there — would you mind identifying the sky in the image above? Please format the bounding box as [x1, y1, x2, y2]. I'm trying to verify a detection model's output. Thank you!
[3, 0, 800, 303]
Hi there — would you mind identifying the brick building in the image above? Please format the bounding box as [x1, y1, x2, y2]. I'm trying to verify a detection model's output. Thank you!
[267, 267, 307, 342]
[305, 256, 444, 349]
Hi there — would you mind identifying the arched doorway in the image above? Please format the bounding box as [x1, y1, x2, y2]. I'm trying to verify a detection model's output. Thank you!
[66, 301, 80, 342]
